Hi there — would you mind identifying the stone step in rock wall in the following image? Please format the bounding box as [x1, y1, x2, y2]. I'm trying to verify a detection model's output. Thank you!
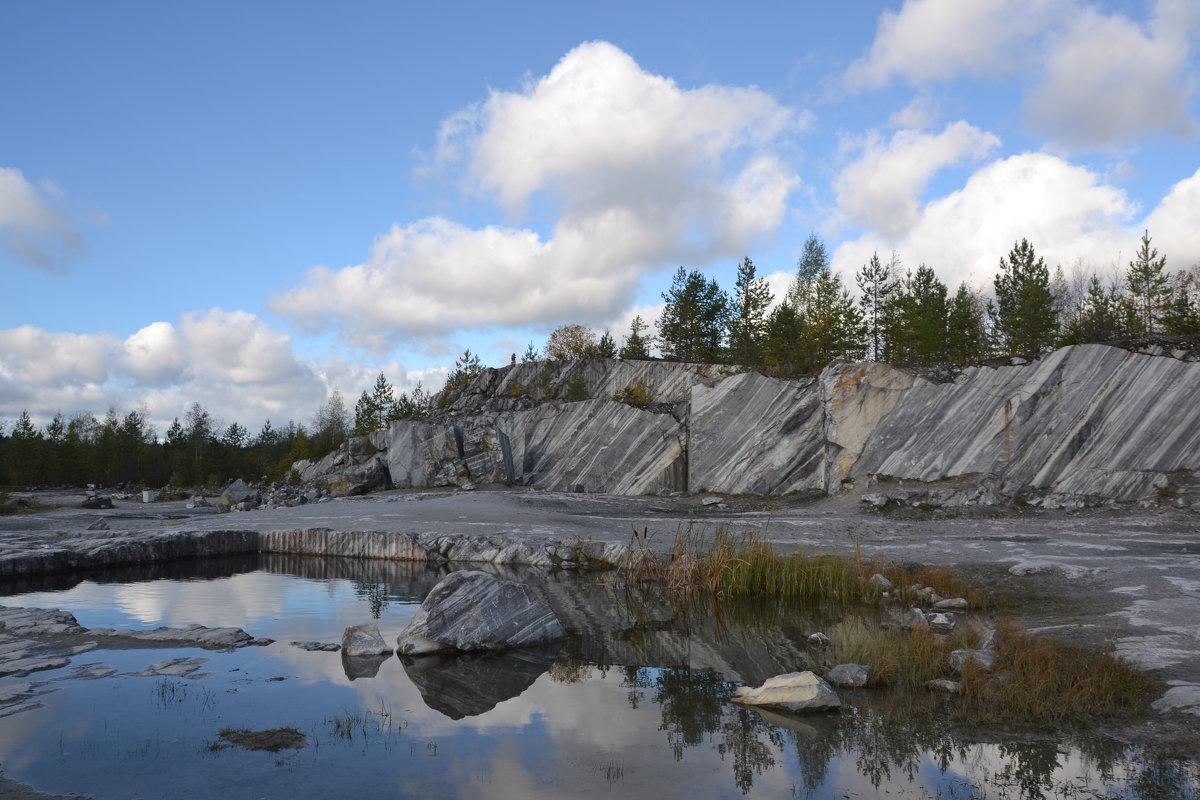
[294, 344, 1200, 507]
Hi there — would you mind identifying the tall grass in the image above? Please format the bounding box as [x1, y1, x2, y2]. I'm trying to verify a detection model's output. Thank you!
[958, 621, 1157, 724]
[620, 524, 986, 608]
[618, 525, 1155, 725]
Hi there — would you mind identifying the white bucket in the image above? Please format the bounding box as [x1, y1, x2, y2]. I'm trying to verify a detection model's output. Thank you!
[142, 490, 158, 503]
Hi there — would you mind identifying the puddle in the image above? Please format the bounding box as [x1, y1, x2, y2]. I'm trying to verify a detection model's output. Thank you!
[0, 555, 1196, 799]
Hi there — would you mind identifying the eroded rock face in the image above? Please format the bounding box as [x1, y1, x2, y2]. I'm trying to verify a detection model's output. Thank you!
[730, 671, 841, 713]
[395, 570, 566, 656]
[292, 346, 1200, 505]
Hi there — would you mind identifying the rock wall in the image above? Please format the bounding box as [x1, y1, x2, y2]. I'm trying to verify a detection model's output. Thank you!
[295, 345, 1200, 507]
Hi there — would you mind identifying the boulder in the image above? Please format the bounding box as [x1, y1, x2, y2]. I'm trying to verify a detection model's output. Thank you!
[221, 479, 259, 508]
[730, 671, 841, 713]
[927, 612, 956, 633]
[948, 648, 996, 674]
[341, 623, 392, 656]
[807, 632, 831, 648]
[824, 663, 871, 688]
[925, 679, 961, 694]
[395, 570, 566, 656]
[868, 573, 894, 592]
[933, 597, 969, 610]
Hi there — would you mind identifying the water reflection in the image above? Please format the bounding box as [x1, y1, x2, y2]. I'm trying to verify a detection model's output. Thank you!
[0, 556, 1196, 799]
[402, 645, 561, 719]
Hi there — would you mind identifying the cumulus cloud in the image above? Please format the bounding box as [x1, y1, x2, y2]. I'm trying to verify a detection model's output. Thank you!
[1027, 5, 1198, 148]
[0, 310, 335, 432]
[1143, 167, 1200, 269]
[835, 122, 1000, 238]
[845, 0, 1055, 88]
[848, 0, 1198, 150]
[271, 41, 803, 349]
[0, 167, 85, 271]
[832, 152, 1136, 290]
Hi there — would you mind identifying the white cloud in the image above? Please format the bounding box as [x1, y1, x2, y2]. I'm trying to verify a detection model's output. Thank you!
[1027, 5, 1198, 148]
[832, 152, 1136, 290]
[0, 311, 333, 432]
[0, 167, 85, 271]
[835, 122, 1000, 238]
[848, 1, 1198, 150]
[272, 41, 803, 348]
[845, 0, 1056, 89]
[0, 326, 118, 385]
[1143, 167, 1200, 269]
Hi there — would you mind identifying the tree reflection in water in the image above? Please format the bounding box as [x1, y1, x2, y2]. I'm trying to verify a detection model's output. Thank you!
[628, 662, 1198, 798]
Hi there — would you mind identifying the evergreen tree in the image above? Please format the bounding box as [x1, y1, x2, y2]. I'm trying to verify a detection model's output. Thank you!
[888, 265, 949, 366]
[1163, 270, 1200, 335]
[856, 252, 900, 361]
[9, 411, 42, 484]
[991, 238, 1059, 358]
[1126, 230, 1170, 336]
[725, 257, 773, 367]
[595, 329, 617, 359]
[1060, 275, 1125, 344]
[946, 283, 988, 365]
[521, 341, 540, 362]
[657, 266, 729, 362]
[619, 316, 652, 359]
[443, 350, 483, 392]
[353, 390, 377, 436]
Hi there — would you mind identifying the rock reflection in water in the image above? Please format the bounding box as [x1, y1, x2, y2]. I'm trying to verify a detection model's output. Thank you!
[341, 652, 392, 680]
[400, 644, 561, 719]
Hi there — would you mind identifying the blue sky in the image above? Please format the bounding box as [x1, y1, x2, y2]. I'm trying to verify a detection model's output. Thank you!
[2, 0, 1198, 434]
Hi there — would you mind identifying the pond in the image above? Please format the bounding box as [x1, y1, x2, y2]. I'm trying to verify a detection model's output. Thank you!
[0, 554, 1196, 799]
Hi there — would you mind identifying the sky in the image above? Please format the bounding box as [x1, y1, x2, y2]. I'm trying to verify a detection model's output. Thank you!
[2, 0, 1199, 436]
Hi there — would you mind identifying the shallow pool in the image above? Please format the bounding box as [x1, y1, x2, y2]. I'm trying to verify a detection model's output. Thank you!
[0, 555, 1195, 799]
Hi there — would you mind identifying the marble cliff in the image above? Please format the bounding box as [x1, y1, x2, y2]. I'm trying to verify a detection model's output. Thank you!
[293, 343, 1200, 509]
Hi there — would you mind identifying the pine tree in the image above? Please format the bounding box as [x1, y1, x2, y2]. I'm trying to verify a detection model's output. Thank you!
[856, 252, 900, 361]
[619, 316, 652, 359]
[443, 350, 483, 392]
[353, 390, 378, 436]
[946, 284, 988, 365]
[1126, 230, 1170, 336]
[888, 265, 949, 366]
[992, 238, 1059, 358]
[657, 266, 729, 362]
[595, 329, 617, 359]
[725, 257, 773, 367]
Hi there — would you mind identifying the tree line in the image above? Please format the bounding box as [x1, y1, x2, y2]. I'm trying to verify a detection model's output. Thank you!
[3, 230, 1196, 491]
[533, 230, 1196, 375]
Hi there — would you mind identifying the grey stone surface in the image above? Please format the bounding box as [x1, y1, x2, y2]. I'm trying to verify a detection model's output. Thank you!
[731, 671, 841, 713]
[395, 570, 567, 655]
[824, 663, 871, 688]
[689, 371, 824, 495]
[341, 623, 392, 656]
[852, 344, 1200, 504]
[948, 649, 996, 674]
[295, 344, 1200, 505]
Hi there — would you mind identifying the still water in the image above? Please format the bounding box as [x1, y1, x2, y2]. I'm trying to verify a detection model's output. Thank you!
[1, 555, 1195, 799]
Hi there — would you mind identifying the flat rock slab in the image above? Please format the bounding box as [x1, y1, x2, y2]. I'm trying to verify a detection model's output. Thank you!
[396, 569, 566, 656]
[731, 671, 841, 713]
[133, 657, 208, 678]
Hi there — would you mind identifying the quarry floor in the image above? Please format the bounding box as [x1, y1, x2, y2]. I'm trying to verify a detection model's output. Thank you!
[4, 484, 1200, 703]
